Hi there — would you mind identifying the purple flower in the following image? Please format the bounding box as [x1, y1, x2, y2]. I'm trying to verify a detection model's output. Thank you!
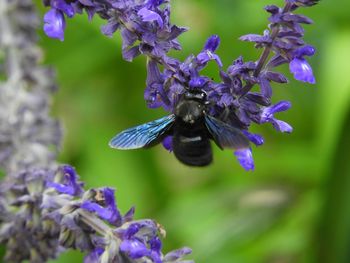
[81, 187, 122, 226]
[289, 45, 316, 84]
[260, 101, 293, 133]
[43, 9, 66, 41]
[138, 7, 164, 28]
[120, 239, 151, 259]
[118, 221, 162, 262]
[234, 148, 254, 171]
[46, 165, 83, 196]
[197, 35, 223, 68]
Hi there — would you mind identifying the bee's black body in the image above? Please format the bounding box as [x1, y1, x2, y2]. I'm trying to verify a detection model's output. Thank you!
[109, 89, 249, 167]
[171, 91, 213, 166]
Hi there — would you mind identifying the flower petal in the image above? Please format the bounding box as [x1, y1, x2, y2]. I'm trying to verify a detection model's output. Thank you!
[289, 58, 316, 84]
[162, 136, 173, 152]
[204, 35, 220, 52]
[120, 239, 150, 259]
[43, 9, 66, 41]
[137, 7, 163, 28]
[271, 119, 293, 133]
[234, 148, 255, 171]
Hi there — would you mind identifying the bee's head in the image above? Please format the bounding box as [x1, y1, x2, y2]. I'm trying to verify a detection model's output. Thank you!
[184, 89, 208, 103]
[175, 89, 208, 124]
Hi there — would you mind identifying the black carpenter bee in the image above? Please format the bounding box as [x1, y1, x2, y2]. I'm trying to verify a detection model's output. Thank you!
[109, 89, 249, 166]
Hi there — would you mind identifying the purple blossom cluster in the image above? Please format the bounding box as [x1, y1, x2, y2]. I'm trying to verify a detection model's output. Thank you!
[42, 0, 319, 170]
[0, 165, 192, 262]
[43, 0, 186, 61]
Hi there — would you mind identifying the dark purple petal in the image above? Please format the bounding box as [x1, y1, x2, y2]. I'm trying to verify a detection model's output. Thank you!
[267, 55, 288, 68]
[264, 72, 288, 83]
[101, 20, 120, 37]
[265, 5, 280, 14]
[122, 46, 141, 62]
[289, 58, 315, 84]
[147, 59, 163, 84]
[138, 7, 163, 28]
[43, 9, 66, 41]
[121, 28, 138, 46]
[162, 136, 173, 152]
[218, 93, 235, 107]
[234, 148, 254, 171]
[123, 207, 135, 222]
[84, 6, 96, 21]
[245, 92, 271, 106]
[283, 13, 313, 24]
[204, 35, 220, 52]
[259, 77, 272, 98]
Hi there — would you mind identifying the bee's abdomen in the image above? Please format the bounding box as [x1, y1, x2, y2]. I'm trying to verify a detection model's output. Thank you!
[173, 134, 212, 166]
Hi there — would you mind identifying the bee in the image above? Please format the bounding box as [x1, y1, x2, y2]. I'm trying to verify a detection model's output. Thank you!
[109, 89, 249, 166]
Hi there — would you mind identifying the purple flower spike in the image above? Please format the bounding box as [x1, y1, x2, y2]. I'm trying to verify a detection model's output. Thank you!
[289, 45, 316, 84]
[234, 148, 255, 171]
[43, 9, 66, 41]
[81, 188, 122, 225]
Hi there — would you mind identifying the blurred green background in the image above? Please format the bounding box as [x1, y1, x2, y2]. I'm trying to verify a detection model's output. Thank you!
[33, 0, 350, 262]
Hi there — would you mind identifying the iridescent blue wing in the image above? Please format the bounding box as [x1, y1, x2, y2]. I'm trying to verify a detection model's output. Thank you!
[109, 114, 175, 150]
[205, 115, 249, 150]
